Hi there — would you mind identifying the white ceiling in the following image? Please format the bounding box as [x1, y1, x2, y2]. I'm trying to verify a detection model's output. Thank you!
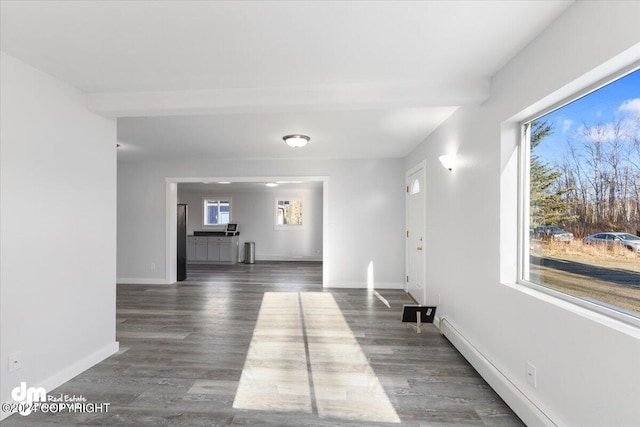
[1, 0, 573, 161]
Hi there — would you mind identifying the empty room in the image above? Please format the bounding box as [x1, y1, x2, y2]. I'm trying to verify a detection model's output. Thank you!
[1, 1, 639, 426]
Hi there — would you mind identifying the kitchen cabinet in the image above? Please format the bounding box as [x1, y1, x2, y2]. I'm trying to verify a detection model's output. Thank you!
[219, 242, 233, 262]
[207, 238, 221, 261]
[187, 236, 208, 261]
[187, 235, 239, 264]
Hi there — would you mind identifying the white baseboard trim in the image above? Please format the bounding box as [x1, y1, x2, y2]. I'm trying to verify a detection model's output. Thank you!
[439, 317, 557, 427]
[116, 278, 172, 285]
[1, 341, 119, 421]
[253, 254, 323, 262]
[324, 281, 404, 289]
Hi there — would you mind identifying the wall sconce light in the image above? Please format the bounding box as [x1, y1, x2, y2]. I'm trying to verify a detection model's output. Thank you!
[439, 154, 456, 171]
[283, 134, 310, 148]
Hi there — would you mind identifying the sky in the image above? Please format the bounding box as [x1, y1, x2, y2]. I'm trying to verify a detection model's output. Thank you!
[533, 68, 640, 164]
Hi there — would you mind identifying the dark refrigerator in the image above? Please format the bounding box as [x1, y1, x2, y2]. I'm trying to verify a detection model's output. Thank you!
[177, 204, 187, 281]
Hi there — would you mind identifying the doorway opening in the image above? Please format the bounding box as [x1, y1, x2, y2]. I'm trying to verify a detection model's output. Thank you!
[165, 176, 329, 287]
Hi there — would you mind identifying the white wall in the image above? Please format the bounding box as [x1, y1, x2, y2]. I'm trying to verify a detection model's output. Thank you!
[118, 158, 404, 288]
[0, 53, 118, 418]
[178, 187, 323, 261]
[405, 2, 640, 426]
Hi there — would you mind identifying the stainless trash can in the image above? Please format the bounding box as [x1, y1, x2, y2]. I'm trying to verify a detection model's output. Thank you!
[244, 242, 255, 264]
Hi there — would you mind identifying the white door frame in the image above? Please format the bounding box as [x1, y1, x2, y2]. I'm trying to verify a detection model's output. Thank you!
[405, 160, 427, 304]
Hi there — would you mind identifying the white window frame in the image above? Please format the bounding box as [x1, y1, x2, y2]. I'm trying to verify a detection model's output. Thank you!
[517, 66, 640, 328]
[274, 197, 304, 230]
[203, 197, 232, 227]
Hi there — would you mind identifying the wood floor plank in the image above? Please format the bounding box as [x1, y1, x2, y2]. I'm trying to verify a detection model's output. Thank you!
[2, 261, 524, 426]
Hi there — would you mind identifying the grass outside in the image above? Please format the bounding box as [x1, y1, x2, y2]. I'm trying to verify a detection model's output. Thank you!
[529, 240, 640, 315]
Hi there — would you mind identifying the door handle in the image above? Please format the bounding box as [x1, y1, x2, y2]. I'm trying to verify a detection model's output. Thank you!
[417, 246, 423, 251]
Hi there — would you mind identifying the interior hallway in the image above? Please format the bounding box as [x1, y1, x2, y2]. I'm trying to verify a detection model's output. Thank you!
[2, 262, 524, 426]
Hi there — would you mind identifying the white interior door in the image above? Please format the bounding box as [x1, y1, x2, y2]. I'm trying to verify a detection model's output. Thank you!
[406, 162, 426, 304]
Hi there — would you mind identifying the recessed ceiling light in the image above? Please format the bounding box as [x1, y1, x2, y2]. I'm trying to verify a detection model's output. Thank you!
[275, 181, 304, 184]
[265, 183, 278, 187]
[218, 181, 231, 184]
[283, 134, 310, 148]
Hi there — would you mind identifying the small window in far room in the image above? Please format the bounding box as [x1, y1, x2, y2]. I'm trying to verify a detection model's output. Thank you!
[275, 198, 303, 229]
[520, 68, 640, 321]
[203, 199, 230, 225]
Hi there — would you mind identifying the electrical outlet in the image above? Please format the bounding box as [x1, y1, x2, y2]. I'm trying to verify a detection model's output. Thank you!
[8, 351, 22, 373]
[150, 262, 156, 270]
[526, 361, 537, 387]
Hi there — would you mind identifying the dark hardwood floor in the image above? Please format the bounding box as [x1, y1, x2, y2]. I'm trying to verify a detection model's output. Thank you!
[2, 262, 524, 426]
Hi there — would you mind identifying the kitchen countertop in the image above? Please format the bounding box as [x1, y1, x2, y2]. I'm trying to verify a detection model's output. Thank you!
[192, 231, 240, 236]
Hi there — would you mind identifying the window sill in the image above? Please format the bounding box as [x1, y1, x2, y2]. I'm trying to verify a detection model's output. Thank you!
[505, 280, 640, 338]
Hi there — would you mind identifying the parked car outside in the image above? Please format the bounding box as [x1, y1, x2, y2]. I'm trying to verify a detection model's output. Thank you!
[533, 226, 574, 243]
[583, 232, 640, 252]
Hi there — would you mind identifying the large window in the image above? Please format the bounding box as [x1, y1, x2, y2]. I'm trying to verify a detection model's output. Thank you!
[521, 68, 640, 320]
[204, 198, 230, 225]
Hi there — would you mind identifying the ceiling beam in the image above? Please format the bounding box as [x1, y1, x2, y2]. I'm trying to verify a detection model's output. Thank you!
[87, 79, 490, 118]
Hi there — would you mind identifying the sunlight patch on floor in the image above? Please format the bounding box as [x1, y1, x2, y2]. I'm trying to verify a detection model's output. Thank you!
[233, 291, 400, 423]
[232, 292, 312, 413]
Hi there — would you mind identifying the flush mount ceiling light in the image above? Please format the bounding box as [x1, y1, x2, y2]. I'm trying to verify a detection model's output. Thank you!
[283, 134, 310, 148]
[265, 183, 278, 187]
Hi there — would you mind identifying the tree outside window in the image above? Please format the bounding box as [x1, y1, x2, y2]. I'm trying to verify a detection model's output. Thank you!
[521, 68, 640, 319]
[275, 198, 303, 229]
